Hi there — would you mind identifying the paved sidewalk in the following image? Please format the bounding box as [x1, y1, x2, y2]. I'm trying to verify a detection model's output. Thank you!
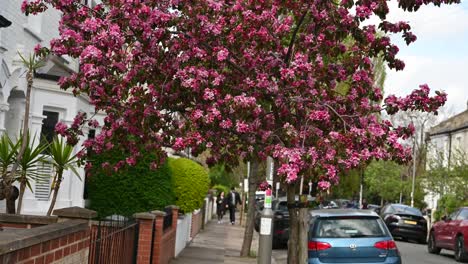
[170, 214, 259, 264]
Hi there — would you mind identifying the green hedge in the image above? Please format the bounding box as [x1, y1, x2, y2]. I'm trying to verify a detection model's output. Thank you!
[87, 151, 175, 218]
[168, 158, 210, 213]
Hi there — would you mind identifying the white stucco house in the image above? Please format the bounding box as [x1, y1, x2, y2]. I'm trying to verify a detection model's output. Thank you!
[424, 103, 468, 210]
[0, 0, 103, 214]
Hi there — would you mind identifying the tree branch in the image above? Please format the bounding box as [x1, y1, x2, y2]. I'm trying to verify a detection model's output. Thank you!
[168, 30, 248, 75]
[284, 10, 308, 65]
[323, 103, 348, 133]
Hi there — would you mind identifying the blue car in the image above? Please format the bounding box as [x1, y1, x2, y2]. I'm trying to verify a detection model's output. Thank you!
[308, 209, 402, 264]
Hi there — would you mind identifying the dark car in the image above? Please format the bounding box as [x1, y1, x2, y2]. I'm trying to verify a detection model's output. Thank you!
[308, 209, 402, 264]
[254, 195, 317, 248]
[428, 207, 468, 262]
[380, 203, 427, 244]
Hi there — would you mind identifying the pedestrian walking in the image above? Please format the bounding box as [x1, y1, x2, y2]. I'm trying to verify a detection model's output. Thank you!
[226, 187, 241, 225]
[361, 198, 369, 209]
[216, 191, 226, 223]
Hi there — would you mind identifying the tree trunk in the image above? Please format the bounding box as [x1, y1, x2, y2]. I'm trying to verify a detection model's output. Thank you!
[16, 180, 26, 214]
[47, 175, 62, 216]
[240, 158, 259, 257]
[287, 183, 298, 264]
[6, 70, 33, 214]
[298, 204, 309, 264]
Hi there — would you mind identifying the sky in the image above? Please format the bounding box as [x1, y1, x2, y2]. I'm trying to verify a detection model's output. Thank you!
[382, 0, 468, 115]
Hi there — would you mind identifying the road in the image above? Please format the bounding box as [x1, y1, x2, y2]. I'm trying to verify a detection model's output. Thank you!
[271, 240, 459, 264]
[396, 240, 458, 264]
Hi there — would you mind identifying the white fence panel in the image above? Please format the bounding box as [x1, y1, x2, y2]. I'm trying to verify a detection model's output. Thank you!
[175, 212, 192, 257]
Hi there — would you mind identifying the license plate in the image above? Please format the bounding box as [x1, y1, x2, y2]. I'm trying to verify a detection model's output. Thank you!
[404, 220, 417, 225]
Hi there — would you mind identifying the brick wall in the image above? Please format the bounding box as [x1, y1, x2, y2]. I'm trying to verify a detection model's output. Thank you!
[134, 206, 179, 264]
[0, 221, 90, 264]
[157, 208, 178, 264]
[190, 210, 202, 239]
[0, 214, 58, 231]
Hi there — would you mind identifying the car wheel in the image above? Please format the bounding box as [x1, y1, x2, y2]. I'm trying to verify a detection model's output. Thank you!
[455, 236, 468, 263]
[427, 232, 441, 254]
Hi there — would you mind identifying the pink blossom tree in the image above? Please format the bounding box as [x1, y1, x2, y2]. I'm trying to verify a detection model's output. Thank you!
[23, 0, 458, 262]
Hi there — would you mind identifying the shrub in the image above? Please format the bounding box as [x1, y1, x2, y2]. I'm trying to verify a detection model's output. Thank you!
[86, 151, 175, 218]
[434, 194, 468, 221]
[168, 158, 210, 213]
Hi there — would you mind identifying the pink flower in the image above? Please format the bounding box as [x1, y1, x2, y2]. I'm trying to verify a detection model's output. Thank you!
[217, 48, 229, 61]
[173, 137, 186, 151]
[317, 180, 331, 190]
[55, 122, 68, 136]
[309, 110, 330, 121]
[235, 121, 250, 133]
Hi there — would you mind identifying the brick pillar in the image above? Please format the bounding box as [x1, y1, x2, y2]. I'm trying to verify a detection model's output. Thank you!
[134, 212, 156, 264]
[150, 210, 166, 264]
[166, 205, 179, 232]
[166, 205, 179, 259]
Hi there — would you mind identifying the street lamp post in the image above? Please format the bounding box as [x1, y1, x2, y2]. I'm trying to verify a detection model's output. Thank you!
[411, 135, 416, 207]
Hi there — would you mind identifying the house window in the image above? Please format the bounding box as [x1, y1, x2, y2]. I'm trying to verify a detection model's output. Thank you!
[41, 111, 59, 144]
[34, 161, 54, 201]
[88, 129, 96, 139]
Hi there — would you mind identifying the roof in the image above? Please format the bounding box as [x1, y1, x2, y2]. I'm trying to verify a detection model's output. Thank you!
[429, 109, 468, 136]
[310, 209, 379, 217]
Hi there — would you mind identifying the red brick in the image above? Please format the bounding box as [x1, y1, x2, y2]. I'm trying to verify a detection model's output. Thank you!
[18, 248, 31, 261]
[63, 246, 71, 256]
[54, 249, 63, 260]
[41, 241, 51, 253]
[67, 233, 75, 243]
[51, 239, 60, 250]
[30, 244, 41, 257]
[34, 256, 45, 264]
[71, 244, 78, 254]
[45, 253, 54, 263]
[59, 236, 68, 247]
[24, 259, 34, 264]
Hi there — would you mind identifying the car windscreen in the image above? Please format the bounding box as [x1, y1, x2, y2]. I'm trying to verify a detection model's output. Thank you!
[277, 201, 288, 211]
[311, 216, 388, 238]
[392, 205, 422, 216]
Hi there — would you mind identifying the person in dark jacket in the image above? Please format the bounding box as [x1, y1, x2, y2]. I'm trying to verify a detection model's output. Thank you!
[216, 192, 227, 223]
[226, 187, 241, 225]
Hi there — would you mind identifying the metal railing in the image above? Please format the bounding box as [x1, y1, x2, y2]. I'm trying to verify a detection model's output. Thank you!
[163, 208, 173, 231]
[88, 216, 139, 264]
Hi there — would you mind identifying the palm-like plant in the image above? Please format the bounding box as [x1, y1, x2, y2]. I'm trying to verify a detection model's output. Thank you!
[46, 136, 80, 216]
[15, 133, 49, 214]
[0, 134, 20, 207]
[0, 134, 19, 177]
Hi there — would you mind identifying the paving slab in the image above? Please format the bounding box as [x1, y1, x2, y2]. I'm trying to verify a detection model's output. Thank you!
[171, 214, 259, 264]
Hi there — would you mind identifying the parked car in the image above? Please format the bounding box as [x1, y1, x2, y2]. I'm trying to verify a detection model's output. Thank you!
[254, 195, 316, 249]
[428, 207, 468, 262]
[308, 209, 402, 264]
[368, 204, 381, 213]
[380, 204, 427, 244]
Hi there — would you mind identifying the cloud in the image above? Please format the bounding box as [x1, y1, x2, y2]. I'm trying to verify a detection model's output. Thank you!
[377, 1, 468, 114]
[385, 0, 468, 39]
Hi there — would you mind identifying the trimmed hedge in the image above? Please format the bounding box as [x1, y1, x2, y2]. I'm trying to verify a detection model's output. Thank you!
[87, 151, 175, 218]
[168, 158, 210, 213]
